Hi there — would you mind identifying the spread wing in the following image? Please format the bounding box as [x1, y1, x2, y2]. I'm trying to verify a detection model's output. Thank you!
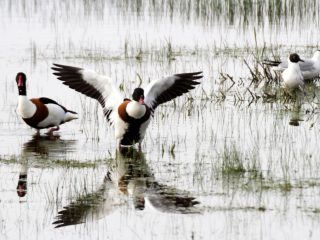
[51, 63, 122, 124]
[144, 72, 203, 113]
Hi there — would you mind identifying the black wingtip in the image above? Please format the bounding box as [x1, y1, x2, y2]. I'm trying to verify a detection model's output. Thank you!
[67, 110, 78, 114]
[52, 71, 62, 76]
[51, 63, 83, 72]
[175, 72, 203, 83]
[261, 60, 281, 66]
[175, 71, 203, 78]
[52, 63, 64, 69]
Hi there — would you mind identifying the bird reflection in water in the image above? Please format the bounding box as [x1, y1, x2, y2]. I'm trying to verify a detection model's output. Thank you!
[16, 164, 28, 198]
[17, 134, 77, 198]
[22, 134, 77, 157]
[53, 148, 200, 228]
[288, 101, 304, 127]
[289, 111, 303, 126]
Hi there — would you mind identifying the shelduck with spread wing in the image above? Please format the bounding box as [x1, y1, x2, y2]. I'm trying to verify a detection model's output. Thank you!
[51, 64, 202, 148]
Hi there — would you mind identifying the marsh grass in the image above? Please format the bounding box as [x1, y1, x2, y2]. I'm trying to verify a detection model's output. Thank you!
[216, 55, 320, 106]
[0, 154, 22, 165]
[221, 145, 246, 175]
[112, 0, 320, 28]
[0, 154, 109, 169]
[217, 142, 263, 179]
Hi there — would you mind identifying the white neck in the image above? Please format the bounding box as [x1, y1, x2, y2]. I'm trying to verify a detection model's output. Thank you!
[126, 101, 146, 119]
[18, 96, 36, 118]
[288, 61, 300, 71]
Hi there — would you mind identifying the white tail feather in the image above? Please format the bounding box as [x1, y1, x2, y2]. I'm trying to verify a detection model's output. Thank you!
[64, 112, 78, 122]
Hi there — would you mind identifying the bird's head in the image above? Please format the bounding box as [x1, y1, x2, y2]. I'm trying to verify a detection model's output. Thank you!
[132, 88, 145, 104]
[289, 53, 304, 63]
[16, 72, 27, 95]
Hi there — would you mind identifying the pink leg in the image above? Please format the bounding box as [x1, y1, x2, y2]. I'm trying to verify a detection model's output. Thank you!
[46, 126, 60, 136]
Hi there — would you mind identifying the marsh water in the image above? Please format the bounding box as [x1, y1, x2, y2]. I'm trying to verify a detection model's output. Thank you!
[1, 0, 320, 239]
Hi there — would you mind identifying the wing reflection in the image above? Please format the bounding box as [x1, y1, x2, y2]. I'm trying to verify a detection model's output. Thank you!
[53, 148, 200, 228]
[53, 178, 116, 228]
[114, 149, 200, 213]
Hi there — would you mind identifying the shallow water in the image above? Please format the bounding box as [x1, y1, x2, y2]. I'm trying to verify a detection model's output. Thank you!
[1, 0, 320, 239]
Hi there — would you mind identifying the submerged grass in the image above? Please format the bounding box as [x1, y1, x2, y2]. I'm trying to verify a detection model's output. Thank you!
[221, 145, 246, 175]
[219, 143, 262, 178]
[0, 154, 109, 169]
[50, 159, 101, 168]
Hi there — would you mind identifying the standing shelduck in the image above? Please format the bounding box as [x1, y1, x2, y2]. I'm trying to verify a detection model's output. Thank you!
[51, 64, 202, 148]
[16, 72, 78, 135]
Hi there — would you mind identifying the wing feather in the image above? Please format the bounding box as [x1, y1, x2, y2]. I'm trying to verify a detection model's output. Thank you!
[144, 71, 202, 112]
[271, 59, 317, 73]
[299, 60, 316, 71]
[51, 63, 122, 125]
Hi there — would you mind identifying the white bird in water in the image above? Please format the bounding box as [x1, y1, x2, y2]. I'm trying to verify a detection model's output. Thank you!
[263, 50, 320, 80]
[282, 53, 305, 90]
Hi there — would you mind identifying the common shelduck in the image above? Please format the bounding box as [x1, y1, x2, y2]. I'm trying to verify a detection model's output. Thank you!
[282, 53, 305, 89]
[264, 50, 320, 80]
[51, 64, 202, 148]
[16, 72, 78, 135]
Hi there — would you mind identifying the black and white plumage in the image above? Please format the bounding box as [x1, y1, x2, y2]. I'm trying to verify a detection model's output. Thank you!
[16, 72, 78, 135]
[51, 63, 203, 147]
[282, 53, 305, 89]
[263, 50, 320, 80]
